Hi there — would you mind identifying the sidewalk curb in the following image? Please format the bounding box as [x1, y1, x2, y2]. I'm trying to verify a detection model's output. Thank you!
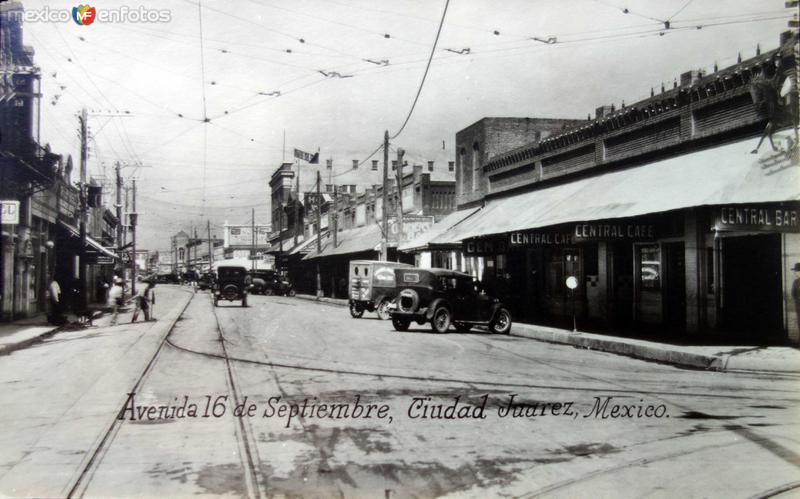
[510, 326, 719, 370]
[294, 294, 348, 307]
[0, 297, 136, 357]
[0, 325, 61, 356]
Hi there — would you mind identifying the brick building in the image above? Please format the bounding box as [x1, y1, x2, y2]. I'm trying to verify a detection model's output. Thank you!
[427, 32, 799, 345]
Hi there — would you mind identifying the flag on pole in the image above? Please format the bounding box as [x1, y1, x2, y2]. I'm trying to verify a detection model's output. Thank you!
[293, 148, 319, 163]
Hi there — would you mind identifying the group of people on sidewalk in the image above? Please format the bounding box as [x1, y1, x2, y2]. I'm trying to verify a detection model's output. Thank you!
[47, 274, 157, 327]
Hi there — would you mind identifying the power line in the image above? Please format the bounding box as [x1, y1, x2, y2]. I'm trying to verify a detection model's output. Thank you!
[390, 0, 450, 140]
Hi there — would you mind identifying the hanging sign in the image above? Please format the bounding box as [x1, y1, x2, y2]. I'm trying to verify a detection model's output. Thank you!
[0, 200, 20, 225]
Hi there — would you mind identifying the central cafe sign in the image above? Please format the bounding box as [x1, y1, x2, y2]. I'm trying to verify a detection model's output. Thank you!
[464, 221, 658, 254]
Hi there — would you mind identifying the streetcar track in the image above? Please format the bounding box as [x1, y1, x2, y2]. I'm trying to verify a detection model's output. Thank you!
[66, 287, 196, 499]
[210, 302, 263, 499]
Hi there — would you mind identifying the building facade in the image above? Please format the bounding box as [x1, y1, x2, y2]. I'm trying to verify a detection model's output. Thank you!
[435, 32, 799, 345]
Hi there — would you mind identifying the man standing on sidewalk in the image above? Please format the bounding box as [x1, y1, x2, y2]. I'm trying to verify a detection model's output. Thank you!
[131, 279, 155, 323]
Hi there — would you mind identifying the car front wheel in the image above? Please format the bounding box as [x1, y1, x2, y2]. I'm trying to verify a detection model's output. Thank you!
[431, 307, 451, 334]
[490, 308, 512, 334]
[392, 317, 410, 331]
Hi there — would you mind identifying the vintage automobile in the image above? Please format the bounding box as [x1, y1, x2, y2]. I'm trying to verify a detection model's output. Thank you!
[390, 267, 512, 334]
[197, 272, 214, 291]
[250, 270, 296, 296]
[348, 260, 413, 320]
[213, 265, 250, 307]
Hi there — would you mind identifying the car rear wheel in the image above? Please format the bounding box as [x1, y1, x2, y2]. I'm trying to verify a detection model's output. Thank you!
[350, 302, 364, 318]
[264, 287, 274, 296]
[392, 317, 410, 331]
[490, 308, 512, 334]
[377, 300, 391, 320]
[287, 289, 296, 297]
[431, 307, 451, 334]
[454, 322, 472, 333]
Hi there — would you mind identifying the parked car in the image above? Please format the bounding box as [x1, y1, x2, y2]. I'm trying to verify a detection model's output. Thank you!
[198, 272, 214, 290]
[348, 260, 413, 320]
[213, 265, 250, 307]
[250, 270, 296, 296]
[390, 267, 512, 334]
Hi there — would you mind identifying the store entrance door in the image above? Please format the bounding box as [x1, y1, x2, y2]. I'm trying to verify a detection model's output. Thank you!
[663, 242, 686, 329]
[722, 234, 783, 342]
[611, 242, 634, 328]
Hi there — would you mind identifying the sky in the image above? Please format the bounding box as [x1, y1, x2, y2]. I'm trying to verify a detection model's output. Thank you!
[16, 0, 795, 251]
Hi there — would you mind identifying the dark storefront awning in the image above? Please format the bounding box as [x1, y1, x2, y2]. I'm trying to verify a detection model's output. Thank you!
[438, 131, 800, 243]
[58, 221, 118, 260]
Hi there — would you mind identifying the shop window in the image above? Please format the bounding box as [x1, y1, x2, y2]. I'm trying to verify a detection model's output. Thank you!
[639, 244, 661, 290]
[545, 248, 582, 297]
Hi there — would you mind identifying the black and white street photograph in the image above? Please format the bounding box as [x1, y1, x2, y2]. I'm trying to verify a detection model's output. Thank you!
[1, 0, 799, 497]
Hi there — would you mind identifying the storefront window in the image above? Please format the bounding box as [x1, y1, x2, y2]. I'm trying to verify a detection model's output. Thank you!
[639, 244, 661, 290]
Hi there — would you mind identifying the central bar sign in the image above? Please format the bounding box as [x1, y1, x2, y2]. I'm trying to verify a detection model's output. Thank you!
[714, 202, 800, 233]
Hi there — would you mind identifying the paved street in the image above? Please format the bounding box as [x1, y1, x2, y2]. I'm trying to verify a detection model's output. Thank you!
[0, 286, 798, 498]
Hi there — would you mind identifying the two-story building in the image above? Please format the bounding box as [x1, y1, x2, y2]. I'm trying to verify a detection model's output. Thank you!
[428, 32, 799, 346]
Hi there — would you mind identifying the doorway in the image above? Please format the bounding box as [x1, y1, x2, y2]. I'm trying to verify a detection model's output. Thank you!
[663, 242, 686, 329]
[722, 234, 783, 342]
[611, 242, 633, 328]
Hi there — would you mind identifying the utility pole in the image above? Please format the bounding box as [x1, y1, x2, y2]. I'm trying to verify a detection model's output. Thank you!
[130, 179, 137, 295]
[381, 130, 389, 261]
[115, 162, 122, 271]
[294, 163, 301, 247]
[395, 147, 405, 257]
[207, 220, 213, 268]
[316, 170, 322, 297]
[78, 108, 88, 312]
[251, 208, 256, 273]
[333, 184, 338, 249]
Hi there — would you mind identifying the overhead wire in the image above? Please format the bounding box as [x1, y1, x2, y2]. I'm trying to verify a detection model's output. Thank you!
[389, 0, 450, 140]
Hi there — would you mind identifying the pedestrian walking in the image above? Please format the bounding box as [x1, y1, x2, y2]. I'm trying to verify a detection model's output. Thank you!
[131, 279, 156, 322]
[47, 275, 65, 325]
[108, 277, 124, 326]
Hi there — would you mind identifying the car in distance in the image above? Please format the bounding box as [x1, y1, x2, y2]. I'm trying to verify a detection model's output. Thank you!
[389, 267, 512, 334]
[213, 265, 250, 307]
[250, 270, 296, 296]
[197, 272, 214, 291]
[348, 260, 413, 320]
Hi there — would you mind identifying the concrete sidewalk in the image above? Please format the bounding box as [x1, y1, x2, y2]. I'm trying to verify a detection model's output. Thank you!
[293, 293, 800, 374]
[0, 294, 151, 356]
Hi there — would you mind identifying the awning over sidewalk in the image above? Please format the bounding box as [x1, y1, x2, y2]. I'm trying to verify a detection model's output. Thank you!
[58, 221, 117, 259]
[439, 132, 800, 242]
[303, 224, 383, 260]
[399, 207, 481, 252]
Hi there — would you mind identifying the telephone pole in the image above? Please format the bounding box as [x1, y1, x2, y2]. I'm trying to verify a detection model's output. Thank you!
[294, 163, 301, 247]
[316, 170, 322, 297]
[207, 220, 213, 268]
[130, 179, 137, 295]
[251, 208, 256, 273]
[381, 130, 389, 261]
[395, 147, 405, 254]
[115, 162, 122, 263]
[78, 108, 88, 312]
